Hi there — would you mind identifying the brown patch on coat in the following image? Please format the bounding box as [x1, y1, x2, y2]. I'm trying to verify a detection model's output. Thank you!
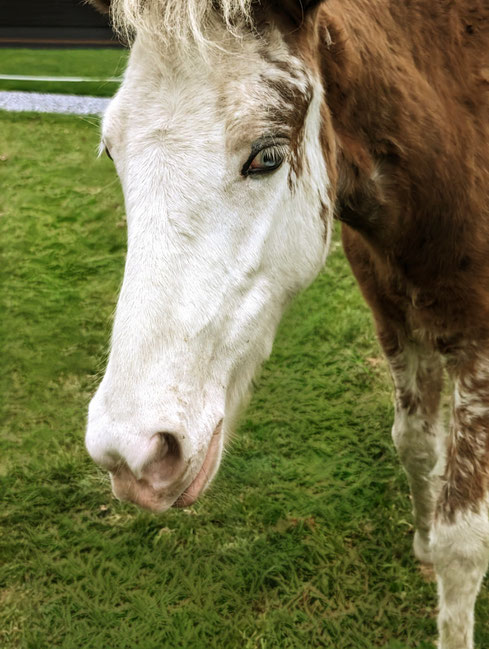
[266, 6, 338, 201]
[318, 0, 489, 344]
[388, 340, 443, 423]
[268, 0, 325, 27]
[257, 52, 313, 187]
[438, 352, 489, 520]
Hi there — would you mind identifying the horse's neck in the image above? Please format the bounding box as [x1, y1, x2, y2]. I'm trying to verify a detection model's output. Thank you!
[320, 0, 489, 282]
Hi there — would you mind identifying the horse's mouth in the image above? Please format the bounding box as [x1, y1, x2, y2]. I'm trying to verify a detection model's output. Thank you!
[173, 421, 222, 508]
[108, 421, 223, 513]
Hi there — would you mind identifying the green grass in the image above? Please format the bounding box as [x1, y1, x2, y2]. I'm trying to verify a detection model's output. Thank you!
[1, 110, 488, 649]
[0, 49, 128, 96]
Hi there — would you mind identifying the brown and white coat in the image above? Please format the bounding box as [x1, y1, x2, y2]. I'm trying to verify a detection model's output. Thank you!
[85, 1, 489, 647]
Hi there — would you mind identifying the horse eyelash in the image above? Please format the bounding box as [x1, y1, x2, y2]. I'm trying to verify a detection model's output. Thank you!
[241, 143, 289, 176]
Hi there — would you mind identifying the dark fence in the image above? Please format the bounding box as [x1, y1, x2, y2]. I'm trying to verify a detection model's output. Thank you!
[0, 0, 121, 48]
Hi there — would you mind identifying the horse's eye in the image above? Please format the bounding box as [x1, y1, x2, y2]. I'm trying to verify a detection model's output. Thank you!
[105, 147, 113, 161]
[242, 145, 286, 176]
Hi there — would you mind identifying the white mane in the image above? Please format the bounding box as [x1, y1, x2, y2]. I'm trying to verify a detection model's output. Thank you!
[110, 0, 255, 47]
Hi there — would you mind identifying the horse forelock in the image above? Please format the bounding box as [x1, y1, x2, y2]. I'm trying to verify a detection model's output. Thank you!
[110, 0, 256, 48]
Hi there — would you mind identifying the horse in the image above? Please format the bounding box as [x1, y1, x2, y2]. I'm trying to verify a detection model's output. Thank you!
[85, 1, 489, 647]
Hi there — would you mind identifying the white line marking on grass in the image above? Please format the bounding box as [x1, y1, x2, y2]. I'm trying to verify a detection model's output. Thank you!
[0, 91, 110, 115]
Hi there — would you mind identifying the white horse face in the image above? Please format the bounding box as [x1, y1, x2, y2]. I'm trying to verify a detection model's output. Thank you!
[86, 25, 332, 511]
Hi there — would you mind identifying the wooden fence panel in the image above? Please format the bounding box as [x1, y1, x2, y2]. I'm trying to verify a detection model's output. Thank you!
[0, 0, 121, 47]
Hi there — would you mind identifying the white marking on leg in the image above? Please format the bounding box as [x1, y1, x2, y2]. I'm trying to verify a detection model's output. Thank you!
[432, 505, 489, 649]
[433, 349, 489, 648]
[389, 343, 445, 563]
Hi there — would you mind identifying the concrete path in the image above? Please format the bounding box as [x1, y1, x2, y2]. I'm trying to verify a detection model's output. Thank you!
[0, 90, 110, 115]
[0, 74, 121, 83]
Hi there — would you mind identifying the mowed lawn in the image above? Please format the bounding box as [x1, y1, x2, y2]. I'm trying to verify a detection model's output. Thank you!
[0, 49, 128, 96]
[1, 110, 488, 649]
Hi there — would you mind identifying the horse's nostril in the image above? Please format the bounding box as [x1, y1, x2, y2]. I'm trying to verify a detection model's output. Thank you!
[142, 431, 184, 486]
[159, 432, 180, 461]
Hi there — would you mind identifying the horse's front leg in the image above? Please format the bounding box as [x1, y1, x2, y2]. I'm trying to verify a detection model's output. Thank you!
[384, 337, 445, 564]
[341, 227, 445, 563]
[432, 349, 489, 649]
